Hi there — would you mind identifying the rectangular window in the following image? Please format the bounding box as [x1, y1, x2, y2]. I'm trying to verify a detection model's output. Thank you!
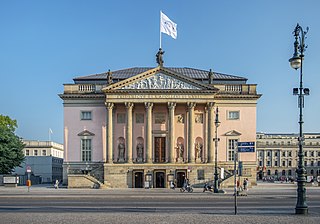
[259, 161, 262, 166]
[81, 111, 92, 120]
[311, 161, 314, 166]
[228, 139, 238, 161]
[275, 152, 278, 157]
[81, 139, 92, 162]
[282, 151, 286, 157]
[117, 113, 126, 123]
[42, 150, 46, 156]
[228, 111, 240, 120]
[136, 113, 144, 123]
[197, 169, 205, 180]
[274, 161, 278, 166]
[34, 150, 38, 156]
[288, 161, 292, 166]
[25, 150, 29, 156]
[282, 161, 286, 167]
[267, 151, 271, 157]
[267, 161, 271, 166]
[318, 161, 320, 166]
[288, 151, 292, 157]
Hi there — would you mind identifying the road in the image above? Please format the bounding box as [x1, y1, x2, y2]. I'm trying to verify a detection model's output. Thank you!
[0, 184, 319, 224]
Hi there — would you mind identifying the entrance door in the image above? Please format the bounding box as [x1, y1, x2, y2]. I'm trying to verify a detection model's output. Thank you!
[155, 172, 165, 188]
[154, 137, 166, 163]
[134, 171, 144, 188]
[176, 171, 186, 188]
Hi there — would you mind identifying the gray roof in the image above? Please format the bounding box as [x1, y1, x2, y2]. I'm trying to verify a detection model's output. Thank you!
[74, 67, 247, 83]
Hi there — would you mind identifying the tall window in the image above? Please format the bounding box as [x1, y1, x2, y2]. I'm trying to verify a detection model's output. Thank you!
[81, 111, 92, 120]
[42, 150, 46, 156]
[228, 139, 238, 161]
[34, 150, 38, 156]
[25, 150, 29, 156]
[81, 139, 92, 161]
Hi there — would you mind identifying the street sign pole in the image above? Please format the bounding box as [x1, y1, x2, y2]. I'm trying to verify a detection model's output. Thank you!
[234, 147, 238, 215]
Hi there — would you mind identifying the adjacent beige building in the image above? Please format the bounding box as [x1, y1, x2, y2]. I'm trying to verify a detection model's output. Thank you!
[256, 133, 320, 181]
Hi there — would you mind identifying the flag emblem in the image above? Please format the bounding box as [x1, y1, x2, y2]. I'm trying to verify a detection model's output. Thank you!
[160, 11, 177, 39]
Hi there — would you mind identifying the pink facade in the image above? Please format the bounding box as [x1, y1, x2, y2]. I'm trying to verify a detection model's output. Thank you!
[61, 66, 261, 188]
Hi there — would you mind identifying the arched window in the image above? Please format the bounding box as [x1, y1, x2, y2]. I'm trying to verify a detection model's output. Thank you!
[282, 170, 286, 176]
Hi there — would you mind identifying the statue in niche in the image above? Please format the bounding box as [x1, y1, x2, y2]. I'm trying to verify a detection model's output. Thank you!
[118, 142, 125, 162]
[195, 142, 202, 160]
[176, 142, 184, 162]
[136, 143, 144, 162]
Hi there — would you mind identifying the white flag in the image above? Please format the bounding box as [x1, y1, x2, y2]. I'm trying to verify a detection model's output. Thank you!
[160, 11, 177, 39]
[49, 128, 53, 134]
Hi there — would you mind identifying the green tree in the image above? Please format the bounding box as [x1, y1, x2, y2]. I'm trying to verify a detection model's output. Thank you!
[0, 115, 25, 174]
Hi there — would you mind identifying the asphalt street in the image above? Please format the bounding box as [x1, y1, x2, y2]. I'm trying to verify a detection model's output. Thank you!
[0, 183, 319, 224]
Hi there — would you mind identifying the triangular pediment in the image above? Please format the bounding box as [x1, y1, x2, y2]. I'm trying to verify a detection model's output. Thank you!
[77, 130, 95, 136]
[104, 67, 217, 91]
[224, 130, 242, 136]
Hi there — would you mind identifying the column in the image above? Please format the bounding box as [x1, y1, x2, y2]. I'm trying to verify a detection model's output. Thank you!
[145, 102, 153, 163]
[187, 102, 196, 163]
[204, 107, 208, 163]
[105, 102, 114, 163]
[125, 102, 134, 163]
[168, 102, 176, 163]
[207, 102, 214, 163]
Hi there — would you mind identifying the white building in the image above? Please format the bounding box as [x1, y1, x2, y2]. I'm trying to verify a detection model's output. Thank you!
[13, 140, 64, 184]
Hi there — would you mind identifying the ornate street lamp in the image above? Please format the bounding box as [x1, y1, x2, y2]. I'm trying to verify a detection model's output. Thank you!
[213, 107, 220, 193]
[289, 23, 309, 215]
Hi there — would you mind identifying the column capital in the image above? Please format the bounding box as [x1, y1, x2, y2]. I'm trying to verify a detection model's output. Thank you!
[145, 102, 154, 110]
[207, 102, 215, 109]
[168, 102, 176, 110]
[105, 102, 114, 109]
[187, 102, 196, 110]
[125, 102, 134, 109]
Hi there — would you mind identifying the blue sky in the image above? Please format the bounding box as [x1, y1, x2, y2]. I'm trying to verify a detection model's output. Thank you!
[0, 1, 319, 144]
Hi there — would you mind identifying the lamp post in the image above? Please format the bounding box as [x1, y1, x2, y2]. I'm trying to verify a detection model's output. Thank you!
[289, 23, 309, 215]
[213, 107, 220, 193]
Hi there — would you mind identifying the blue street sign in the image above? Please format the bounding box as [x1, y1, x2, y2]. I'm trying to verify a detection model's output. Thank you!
[237, 142, 255, 147]
[238, 147, 255, 153]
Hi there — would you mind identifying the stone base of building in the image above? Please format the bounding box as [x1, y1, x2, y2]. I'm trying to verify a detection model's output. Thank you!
[64, 161, 257, 189]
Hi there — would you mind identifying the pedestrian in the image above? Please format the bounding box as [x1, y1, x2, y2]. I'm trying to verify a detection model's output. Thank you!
[54, 179, 59, 189]
[243, 178, 248, 191]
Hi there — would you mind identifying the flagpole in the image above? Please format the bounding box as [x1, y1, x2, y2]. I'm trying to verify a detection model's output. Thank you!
[159, 10, 162, 49]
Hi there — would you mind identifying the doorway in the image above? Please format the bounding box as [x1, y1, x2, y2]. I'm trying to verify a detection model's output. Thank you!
[134, 171, 144, 188]
[176, 170, 186, 188]
[155, 171, 165, 188]
[154, 137, 166, 163]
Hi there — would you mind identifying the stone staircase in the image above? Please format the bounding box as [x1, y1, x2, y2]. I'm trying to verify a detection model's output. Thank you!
[68, 174, 110, 189]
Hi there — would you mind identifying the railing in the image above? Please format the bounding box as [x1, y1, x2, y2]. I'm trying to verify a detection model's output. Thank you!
[63, 84, 105, 94]
[214, 84, 257, 94]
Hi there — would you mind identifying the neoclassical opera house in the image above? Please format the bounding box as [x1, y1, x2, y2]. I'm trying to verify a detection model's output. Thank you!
[60, 50, 261, 188]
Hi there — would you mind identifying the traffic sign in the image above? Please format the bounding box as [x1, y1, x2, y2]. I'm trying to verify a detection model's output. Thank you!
[26, 166, 32, 173]
[237, 142, 255, 147]
[238, 147, 255, 152]
[238, 141, 255, 152]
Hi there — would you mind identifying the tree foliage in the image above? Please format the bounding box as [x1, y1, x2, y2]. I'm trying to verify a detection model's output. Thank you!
[0, 115, 25, 174]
